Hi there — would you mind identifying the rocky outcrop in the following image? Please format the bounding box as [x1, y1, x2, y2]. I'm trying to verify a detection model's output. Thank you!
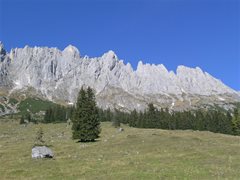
[0, 42, 239, 111]
[0, 42, 11, 87]
[32, 146, 54, 158]
[0, 96, 18, 116]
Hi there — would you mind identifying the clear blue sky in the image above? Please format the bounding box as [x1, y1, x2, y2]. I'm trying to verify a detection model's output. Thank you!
[0, 0, 239, 90]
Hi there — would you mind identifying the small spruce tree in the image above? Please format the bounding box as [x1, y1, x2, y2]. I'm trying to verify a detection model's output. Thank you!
[34, 127, 45, 146]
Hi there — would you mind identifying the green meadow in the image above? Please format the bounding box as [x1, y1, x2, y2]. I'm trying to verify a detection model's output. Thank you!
[0, 120, 240, 179]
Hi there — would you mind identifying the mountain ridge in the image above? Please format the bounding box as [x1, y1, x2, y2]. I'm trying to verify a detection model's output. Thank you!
[0, 42, 239, 112]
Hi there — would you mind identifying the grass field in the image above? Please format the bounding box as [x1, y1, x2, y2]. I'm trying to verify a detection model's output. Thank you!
[0, 120, 240, 179]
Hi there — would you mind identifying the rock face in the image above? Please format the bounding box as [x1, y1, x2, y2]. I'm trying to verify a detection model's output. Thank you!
[0, 42, 239, 111]
[32, 146, 54, 158]
[0, 42, 11, 87]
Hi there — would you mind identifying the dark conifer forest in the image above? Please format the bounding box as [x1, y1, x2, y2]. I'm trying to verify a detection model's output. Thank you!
[44, 92, 240, 136]
[98, 103, 240, 136]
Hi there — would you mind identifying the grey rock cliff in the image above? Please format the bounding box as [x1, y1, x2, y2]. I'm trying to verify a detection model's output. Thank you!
[0, 42, 239, 111]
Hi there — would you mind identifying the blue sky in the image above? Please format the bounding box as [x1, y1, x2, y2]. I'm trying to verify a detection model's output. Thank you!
[0, 0, 239, 90]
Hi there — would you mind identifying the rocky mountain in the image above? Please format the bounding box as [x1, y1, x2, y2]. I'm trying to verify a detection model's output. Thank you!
[0, 42, 239, 112]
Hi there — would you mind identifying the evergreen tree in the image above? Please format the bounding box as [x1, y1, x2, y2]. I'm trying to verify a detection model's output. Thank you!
[221, 111, 233, 134]
[112, 109, 121, 128]
[44, 105, 69, 123]
[232, 108, 240, 135]
[146, 103, 158, 128]
[72, 87, 101, 142]
[26, 113, 31, 122]
[44, 109, 51, 123]
[72, 87, 87, 140]
[20, 115, 25, 124]
[34, 127, 45, 146]
[194, 110, 205, 131]
[159, 108, 169, 129]
[85, 87, 101, 140]
[129, 109, 138, 127]
[49, 107, 54, 122]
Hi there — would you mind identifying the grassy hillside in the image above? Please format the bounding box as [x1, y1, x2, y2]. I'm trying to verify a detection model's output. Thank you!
[0, 120, 240, 179]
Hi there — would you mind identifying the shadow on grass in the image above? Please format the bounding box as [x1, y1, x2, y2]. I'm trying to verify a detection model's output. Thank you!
[75, 139, 101, 143]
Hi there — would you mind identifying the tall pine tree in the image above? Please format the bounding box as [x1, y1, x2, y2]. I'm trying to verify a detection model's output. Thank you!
[72, 87, 101, 142]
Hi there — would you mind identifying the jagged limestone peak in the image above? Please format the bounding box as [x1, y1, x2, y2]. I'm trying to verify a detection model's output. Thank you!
[63, 45, 80, 58]
[0, 43, 239, 111]
[102, 50, 117, 60]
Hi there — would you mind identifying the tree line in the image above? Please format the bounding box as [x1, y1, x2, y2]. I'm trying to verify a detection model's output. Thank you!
[99, 104, 240, 136]
[43, 105, 74, 123]
[42, 88, 240, 136]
